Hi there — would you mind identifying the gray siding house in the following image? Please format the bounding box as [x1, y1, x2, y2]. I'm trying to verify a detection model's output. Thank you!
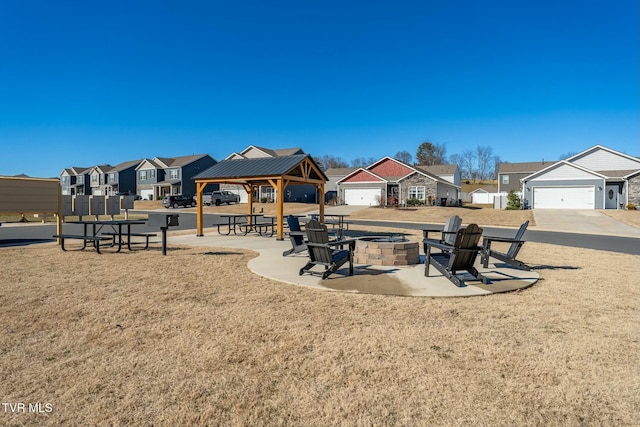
[522, 145, 640, 209]
[221, 145, 317, 203]
[136, 154, 217, 200]
[497, 162, 547, 193]
[60, 167, 91, 196]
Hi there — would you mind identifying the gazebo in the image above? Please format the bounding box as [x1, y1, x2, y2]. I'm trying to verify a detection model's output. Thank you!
[192, 154, 328, 240]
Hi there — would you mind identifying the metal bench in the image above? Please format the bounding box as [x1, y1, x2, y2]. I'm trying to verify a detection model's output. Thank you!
[100, 231, 158, 250]
[239, 222, 275, 237]
[53, 234, 113, 253]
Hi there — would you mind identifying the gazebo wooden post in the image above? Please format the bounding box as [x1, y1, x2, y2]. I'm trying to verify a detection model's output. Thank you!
[318, 183, 325, 223]
[196, 181, 206, 236]
[246, 184, 254, 223]
[276, 178, 285, 240]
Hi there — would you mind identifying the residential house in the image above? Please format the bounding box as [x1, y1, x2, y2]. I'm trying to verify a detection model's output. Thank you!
[103, 160, 142, 196]
[415, 164, 461, 187]
[521, 145, 640, 209]
[60, 167, 91, 196]
[337, 157, 460, 206]
[221, 145, 317, 203]
[136, 154, 217, 200]
[497, 162, 548, 194]
[87, 165, 113, 196]
[324, 167, 356, 203]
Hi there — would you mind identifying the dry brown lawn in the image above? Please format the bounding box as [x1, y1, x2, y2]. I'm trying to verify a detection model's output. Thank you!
[1, 226, 638, 426]
[350, 206, 536, 228]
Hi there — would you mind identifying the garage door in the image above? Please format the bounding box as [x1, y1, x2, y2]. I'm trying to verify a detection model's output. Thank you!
[344, 188, 381, 206]
[533, 187, 595, 209]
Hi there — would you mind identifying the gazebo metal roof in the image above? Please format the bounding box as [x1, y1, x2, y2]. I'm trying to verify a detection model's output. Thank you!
[192, 154, 328, 240]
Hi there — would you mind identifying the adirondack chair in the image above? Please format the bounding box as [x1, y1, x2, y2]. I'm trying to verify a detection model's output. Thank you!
[480, 220, 530, 270]
[282, 215, 308, 256]
[299, 220, 356, 279]
[423, 215, 462, 246]
[424, 223, 490, 287]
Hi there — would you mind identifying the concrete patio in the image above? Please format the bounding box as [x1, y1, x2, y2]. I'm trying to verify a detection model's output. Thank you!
[170, 231, 539, 297]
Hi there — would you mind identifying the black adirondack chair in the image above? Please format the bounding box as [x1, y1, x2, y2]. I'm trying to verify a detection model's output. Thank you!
[422, 214, 462, 249]
[299, 220, 356, 279]
[480, 220, 530, 270]
[282, 215, 308, 256]
[424, 223, 490, 287]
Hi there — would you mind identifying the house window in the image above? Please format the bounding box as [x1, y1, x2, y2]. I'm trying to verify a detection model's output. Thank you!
[502, 175, 510, 185]
[109, 173, 116, 181]
[408, 186, 426, 201]
[91, 174, 98, 183]
[61, 176, 69, 184]
[140, 170, 147, 180]
[169, 169, 179, 179]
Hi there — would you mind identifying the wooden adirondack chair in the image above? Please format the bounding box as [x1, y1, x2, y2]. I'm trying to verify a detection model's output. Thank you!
[480, 220, 530, 270]
[424, 223, 490, 287]
[282, 215, 307, 256]
[299, 220, 356, 279]
[423, 214, 462, 247]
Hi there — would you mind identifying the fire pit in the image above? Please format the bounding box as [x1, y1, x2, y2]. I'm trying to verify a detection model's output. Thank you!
[354, 236, 420, 266]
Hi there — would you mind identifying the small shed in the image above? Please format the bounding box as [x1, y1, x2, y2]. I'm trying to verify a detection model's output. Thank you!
[470, 185, 500, 204]
[193, 155, 328, 240]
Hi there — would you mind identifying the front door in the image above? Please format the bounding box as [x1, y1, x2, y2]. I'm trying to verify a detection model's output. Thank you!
[605, 184, 621, 209]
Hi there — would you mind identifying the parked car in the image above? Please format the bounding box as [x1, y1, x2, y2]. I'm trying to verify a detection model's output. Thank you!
[200, 191, 241, 206]
[162, 195, 196, 209]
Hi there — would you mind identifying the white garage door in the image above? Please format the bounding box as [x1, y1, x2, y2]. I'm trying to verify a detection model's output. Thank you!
[344, 188, 381, 206]
[533, 187, 595, 209]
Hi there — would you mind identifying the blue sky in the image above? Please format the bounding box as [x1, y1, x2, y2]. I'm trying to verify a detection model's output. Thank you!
[1, 0, 637, 178]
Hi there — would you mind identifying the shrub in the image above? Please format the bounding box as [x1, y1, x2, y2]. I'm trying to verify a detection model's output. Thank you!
[506, 189, 521, 210]
[627, 203, 636, 210]
[406, 198, 420, 206]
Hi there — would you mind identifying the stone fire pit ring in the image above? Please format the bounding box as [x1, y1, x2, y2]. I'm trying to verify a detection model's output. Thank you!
[354, 236, 420, 266]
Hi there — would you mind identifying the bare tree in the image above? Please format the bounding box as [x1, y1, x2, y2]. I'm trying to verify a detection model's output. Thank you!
[394, 150, 413, 165]
[351, 156, 377, 168]
[316, 154, 348, 170]
[460, 149, 477, 182]
[476, 145, 494, 182]
[448, 153, 462, 168]
[416, 141, 446, 165]
[492, 155, 502, 181]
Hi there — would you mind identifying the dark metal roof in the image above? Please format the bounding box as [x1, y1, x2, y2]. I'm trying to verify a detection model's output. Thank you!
[193, 154, 327, 181]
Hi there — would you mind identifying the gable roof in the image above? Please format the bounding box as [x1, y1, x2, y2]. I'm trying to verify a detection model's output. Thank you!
[110, 159, 142, 172]
[498, 162, 549, 174]
[230, 145, 305, 160]
[325, 167, 357, 177]
[522, 160, 607, 182]
[337, 168, 386, 183]
[566, 144, 640, 164]
[193, 154, 327, 182]
[471, 185, 499, 193]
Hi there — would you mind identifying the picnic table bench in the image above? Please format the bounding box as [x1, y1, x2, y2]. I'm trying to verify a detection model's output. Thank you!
[53, 234, 113, 253]
[100, 231, 158, 250]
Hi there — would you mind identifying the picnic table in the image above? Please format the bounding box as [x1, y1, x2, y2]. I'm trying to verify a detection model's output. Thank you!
[217, 214, 275, 236]
[55, 219, 152, 253]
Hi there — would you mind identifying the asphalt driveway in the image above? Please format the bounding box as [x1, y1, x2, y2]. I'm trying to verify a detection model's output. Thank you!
[532, 209, 640, 237]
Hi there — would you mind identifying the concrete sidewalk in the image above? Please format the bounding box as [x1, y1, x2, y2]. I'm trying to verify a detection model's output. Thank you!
[170, 231, 539, 297]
